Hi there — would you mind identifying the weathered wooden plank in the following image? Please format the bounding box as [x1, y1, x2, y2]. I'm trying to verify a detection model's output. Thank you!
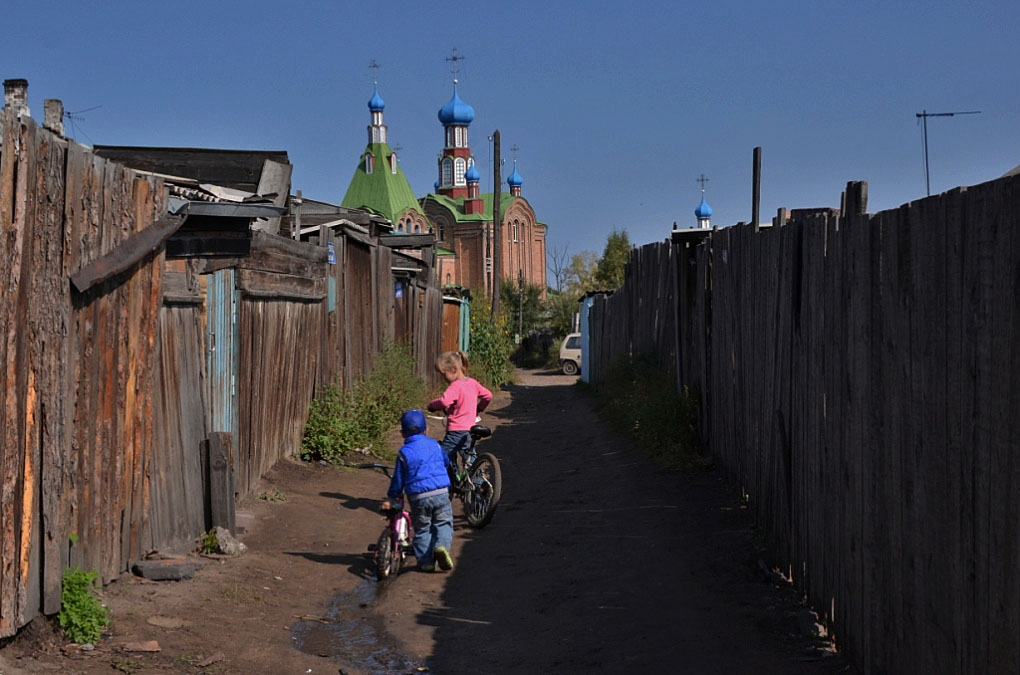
[251, 229, 328, 262]
[69, 212, 183, 293]
[38, 129, 69, 615]
[236, 247, 326, 279]
[205, 433, 235, 534]
[14, 118, 42, 628]
[236, 268, 327, 301]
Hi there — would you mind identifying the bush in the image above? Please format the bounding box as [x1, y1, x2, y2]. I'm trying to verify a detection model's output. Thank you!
[301, 343, 426, 464]
[595, 354, 705, 471]
[59, 567, 110, 644]
[468, 303, 515, 390]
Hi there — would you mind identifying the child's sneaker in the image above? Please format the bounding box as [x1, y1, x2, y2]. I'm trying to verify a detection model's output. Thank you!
[419, 564, 436, 573]
[434, 547, 454, 571]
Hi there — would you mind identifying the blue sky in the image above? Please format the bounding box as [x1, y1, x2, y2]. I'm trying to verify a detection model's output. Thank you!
[4, 1, 1018, 277]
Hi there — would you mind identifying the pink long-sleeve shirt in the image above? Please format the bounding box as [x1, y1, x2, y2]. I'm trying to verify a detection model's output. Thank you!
[427, 377, 493, 431]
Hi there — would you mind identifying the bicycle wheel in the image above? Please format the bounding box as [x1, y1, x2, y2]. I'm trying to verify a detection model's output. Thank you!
[464, 452, 502, 528]
[375, 530, 398, 581]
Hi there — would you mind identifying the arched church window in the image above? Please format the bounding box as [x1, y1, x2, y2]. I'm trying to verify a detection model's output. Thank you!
[365, 153, 374, 174]
[512, 220, 519, 243]
[454, 158, 466, 186]
[455, 127, 463, 148]
[390, 154, 397, 174]
[442, 158, 453, 186]
[447, 128, 455, 147]
[446, 273, 451, 285]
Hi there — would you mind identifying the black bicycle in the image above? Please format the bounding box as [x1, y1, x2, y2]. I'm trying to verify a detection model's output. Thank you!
[452, 425, 502, 528]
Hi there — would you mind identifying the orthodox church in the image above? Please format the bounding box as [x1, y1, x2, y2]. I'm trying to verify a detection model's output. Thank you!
[341, 79, 546, 297]
[340, 85, 430, 234]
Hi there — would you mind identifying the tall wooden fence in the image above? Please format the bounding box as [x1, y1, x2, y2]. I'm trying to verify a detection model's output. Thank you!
[0, 112, 166, 628]
[0, 112, 443, 636]
[589, 175, 1020, 675]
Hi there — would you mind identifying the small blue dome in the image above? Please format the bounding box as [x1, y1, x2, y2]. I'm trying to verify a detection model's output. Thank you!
[434, 180, 441, 191]
[465, 164, 480, 183]
[368, 86, 385, 113]
[437, 84, 475, 125]
[506, 160, 523, 188]
[695, 194, 712, 219]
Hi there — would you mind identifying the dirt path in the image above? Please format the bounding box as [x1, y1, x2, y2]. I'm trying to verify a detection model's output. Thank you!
[1, 369, 856, 674]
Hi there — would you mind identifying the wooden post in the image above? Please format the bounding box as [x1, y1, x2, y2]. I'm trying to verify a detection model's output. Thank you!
[752, 146, 762, 232]
[491, 130, 501, 320]
[205, 433, 235, 534]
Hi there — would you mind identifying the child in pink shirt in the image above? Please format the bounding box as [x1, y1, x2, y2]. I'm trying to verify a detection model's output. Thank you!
[427, 351, 493, 483]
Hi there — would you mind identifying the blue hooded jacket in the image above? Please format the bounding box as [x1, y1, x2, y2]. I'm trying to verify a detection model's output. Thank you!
[387, 433, 451, 499]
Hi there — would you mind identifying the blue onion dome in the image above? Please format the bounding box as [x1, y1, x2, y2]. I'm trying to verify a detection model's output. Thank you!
[695, 194, 712, 219]
[434, 180, 441, 191]
[465, 164, 480, 183]
[368, 86, 385, 112]
[506, 160, 523, 188]
[437, 83, 475, 125]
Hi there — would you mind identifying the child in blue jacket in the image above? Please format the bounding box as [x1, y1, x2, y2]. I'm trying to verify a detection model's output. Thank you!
[381, 410, 454, 572]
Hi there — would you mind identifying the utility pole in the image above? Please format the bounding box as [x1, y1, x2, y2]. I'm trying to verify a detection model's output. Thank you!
[491, 130, 501, 321]
[916, 109, 980, 196]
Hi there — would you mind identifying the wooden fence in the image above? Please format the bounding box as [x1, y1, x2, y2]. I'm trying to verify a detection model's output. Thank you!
[0, 111, 443, 636]
[589, 175, 1020, 675]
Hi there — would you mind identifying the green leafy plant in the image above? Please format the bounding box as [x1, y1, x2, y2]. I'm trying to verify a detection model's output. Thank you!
[595, 354, 705, 471]
[301, 342, 427, 464]
[200, 529, 219, 554]
[468, 298, 515, 390]
[58, 567, 110, 644]
[111, 659, 143, 674]
[257, 487, 287, 502]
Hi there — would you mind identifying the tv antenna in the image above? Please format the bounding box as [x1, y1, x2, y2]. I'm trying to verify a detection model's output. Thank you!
[916, 109, 980, 196]
[64, 105, 102, 144]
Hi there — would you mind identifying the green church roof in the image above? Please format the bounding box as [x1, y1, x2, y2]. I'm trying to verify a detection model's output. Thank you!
[423, 192, 523, 224]
[342, 143, 425, 224]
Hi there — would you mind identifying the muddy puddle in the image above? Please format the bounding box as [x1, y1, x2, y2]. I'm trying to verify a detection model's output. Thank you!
[291, 579, 427, 674]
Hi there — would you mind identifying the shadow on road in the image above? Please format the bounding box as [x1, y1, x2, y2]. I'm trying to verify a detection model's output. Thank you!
[283, 550, 375, 579]
[416, 371, 855, 674]
[318, 491, 379, 512]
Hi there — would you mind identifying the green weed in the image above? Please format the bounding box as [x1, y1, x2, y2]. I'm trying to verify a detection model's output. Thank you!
[595, 354, 706, 471]
[468, 301, 515, 389]
[199, 529, 219, 554]
[58, 567, 110, 644]
[257, 487, 286, 503]
[301, 343, 426, 464]
[111, 659, 143, 673]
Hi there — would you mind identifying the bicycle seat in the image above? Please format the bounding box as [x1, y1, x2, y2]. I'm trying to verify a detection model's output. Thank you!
[469, 425, 491, 439]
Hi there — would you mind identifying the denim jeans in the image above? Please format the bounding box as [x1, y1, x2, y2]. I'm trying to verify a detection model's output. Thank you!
[410, 493, 453, 566]
[440, 430, 471, 468]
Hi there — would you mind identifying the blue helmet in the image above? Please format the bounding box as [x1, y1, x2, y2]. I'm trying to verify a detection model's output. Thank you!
[400, 410, 426, 436]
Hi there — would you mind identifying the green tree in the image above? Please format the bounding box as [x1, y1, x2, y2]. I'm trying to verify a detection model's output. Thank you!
[595, 228, 631, 290]
[565, 250, 600, 295]
[500, 280, 543, 338]
[546, 290, 578, 337]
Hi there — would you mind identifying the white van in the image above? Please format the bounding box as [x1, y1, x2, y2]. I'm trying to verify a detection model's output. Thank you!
[558, 333, 581, 375]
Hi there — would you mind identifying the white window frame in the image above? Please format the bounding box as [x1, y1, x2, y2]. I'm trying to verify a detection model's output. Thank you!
[390, 154, 397, 174]
[442, 158, 453, 186]
[365, 153, 374, 174]
[454, 158, 466, 186]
